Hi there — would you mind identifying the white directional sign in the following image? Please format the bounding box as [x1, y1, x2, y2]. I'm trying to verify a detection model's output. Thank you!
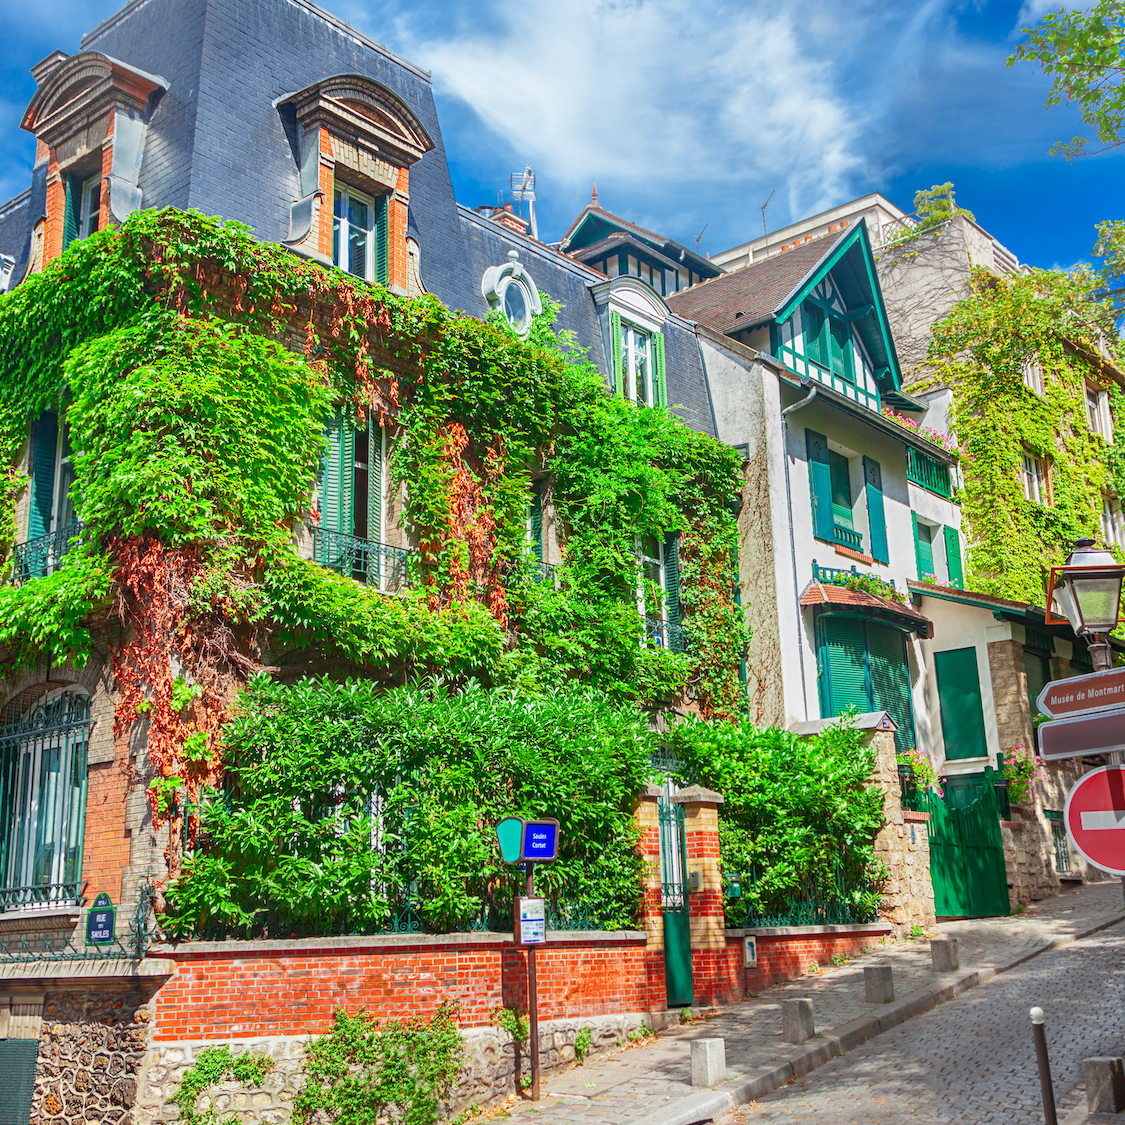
[1038, 704, 1125, 761]
[1037, 666, 1125, 719]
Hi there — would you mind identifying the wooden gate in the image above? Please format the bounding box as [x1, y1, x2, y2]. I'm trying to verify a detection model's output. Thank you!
[658, 794, 693, 1007]
[921, 770, 1010, 919]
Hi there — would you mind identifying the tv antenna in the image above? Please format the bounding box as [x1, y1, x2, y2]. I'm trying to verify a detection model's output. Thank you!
[511, 165, 538, 240]
[694, 222, 708, 252]
[760, 189, 775, 238]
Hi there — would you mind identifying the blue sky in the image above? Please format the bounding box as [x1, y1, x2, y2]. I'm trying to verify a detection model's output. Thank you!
[1, 0, 1120, 269]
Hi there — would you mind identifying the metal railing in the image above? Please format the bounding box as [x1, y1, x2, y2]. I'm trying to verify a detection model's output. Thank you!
[813, 560, 897, 590]
[0, 881, 87, 911]
[725, 857, 881, 928]
[1049, 817, 1071, 874]
[12, 520, 83, 584]
[311, 527, 415, 593]
[645, 616, 687, 654]
[906, 447, 953, 498]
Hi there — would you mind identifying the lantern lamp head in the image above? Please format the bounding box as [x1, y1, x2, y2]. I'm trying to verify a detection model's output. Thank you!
[1050, 538, 1125, 635]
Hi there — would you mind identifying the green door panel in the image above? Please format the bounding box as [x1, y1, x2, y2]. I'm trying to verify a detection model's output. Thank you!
[0, 1039, 39, 1125]
[663, 909, 694, 1007]
[935, 647, 988, 760]
[868, 623, 915, 750]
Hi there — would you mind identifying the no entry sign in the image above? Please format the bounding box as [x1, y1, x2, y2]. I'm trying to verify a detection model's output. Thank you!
[1064, 766, 1125, 876]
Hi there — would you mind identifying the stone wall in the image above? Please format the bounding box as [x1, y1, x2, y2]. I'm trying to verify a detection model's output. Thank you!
[29, 983, 154, 1125]
[869, 728, 937, 935]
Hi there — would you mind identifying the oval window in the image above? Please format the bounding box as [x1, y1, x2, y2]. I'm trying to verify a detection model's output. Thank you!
[503, 282, 528, 330]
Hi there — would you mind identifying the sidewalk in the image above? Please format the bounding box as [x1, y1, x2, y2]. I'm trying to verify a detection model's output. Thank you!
[482, 880, 1125, 1124]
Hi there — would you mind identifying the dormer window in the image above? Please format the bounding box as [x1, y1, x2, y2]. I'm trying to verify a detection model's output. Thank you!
[481, 251, 542, 336]
[78, 174, 102, 240]
[621, 321, 652, 404]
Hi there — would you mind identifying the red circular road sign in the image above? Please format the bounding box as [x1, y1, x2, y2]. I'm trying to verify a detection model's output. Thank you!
[1064, 766, 1125, 876]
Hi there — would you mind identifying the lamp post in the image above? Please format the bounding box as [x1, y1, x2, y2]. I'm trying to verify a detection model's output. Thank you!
[1047, 539, 1125, 671]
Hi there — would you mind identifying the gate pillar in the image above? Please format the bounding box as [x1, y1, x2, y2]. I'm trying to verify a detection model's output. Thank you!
[673, 785, 739, 1006]
[633, 783, 668, 1011]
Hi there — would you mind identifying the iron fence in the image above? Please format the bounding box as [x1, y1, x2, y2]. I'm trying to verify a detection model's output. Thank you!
[725, 855, 882, 928]
[645, 615, 687, 654]
[12, 520, 83, 584]
[0, 881, 86, 911]
[906, 446, 953, 498]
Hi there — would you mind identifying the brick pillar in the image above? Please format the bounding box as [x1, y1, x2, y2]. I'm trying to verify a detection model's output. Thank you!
[633, 783, 666, 1010]
[674, 785, 739, 1006]
[869, 725, 936, 935]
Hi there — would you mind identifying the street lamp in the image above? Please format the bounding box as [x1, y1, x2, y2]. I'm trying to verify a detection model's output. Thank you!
[1046, 538, 1125, 671]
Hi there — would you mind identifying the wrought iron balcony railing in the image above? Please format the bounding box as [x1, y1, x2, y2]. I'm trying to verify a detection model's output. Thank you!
[833, 523, 863, 553]
[0, 881, 87, 912]
[12, 520, 83, 585]
[311, 527, 415, 594]
[645, 615, 687, 654]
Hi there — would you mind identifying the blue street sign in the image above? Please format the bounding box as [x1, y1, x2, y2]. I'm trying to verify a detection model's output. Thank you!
[522, 819, 559, 862]
[86, 892, 116, 945]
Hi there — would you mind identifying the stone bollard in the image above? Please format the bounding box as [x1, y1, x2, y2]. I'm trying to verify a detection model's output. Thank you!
[1085, 1057, 1125, 1114]
[930, 938, 959, 973]
[781, 998, 815, 1045]
[691, 1038, 726, 1087]
[864, 965, 895, 1004]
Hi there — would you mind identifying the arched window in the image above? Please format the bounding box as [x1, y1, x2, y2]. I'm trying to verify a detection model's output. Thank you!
[0, 689, 92, 908]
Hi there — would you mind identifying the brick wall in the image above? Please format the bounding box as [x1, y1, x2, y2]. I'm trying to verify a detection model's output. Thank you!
[729, 924, 894, 992]
[150, 931, 654, 1041]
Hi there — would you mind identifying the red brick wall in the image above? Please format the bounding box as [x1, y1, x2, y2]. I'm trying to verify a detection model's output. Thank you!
[153, 934, 655, 1041]
[692, 946, 743, 1007]
[737, 928, 891, 993]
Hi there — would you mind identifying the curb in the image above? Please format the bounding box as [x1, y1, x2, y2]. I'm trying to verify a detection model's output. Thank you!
[640, 909, 1125, 1125]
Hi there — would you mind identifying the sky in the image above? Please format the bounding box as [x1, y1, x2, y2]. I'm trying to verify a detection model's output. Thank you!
[0, 0, 1121, 270]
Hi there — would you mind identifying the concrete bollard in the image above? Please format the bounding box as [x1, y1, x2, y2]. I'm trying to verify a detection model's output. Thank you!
[864, 965, 895, 1003]
[691, 1038, 726, 1087]
[1085, 1057, 1125, 1114]
[781, 998, 815, 1044]
[930, 937, 959, 973]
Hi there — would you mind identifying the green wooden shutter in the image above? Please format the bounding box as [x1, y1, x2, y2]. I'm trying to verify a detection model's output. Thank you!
[944, 525, 964, 589]
[375, 194, 389, 286]
[806, 429, 835, 541]
[819, 615, 870, 720]
[1024, 651, 1051, 718]
[829, 316, 849, 380]
[828, 450, 853, 529]
[664, 532, 682, 652]
[319, 410, 354, 535]
[652, 331, 667, 409]
[864, 457, 889, 564]
[28, 411, 58, 541]
[935, 646, 988, 760]
[529, 480, 543, 561]
[368, 424, 383, 545]
[0, 1039, 39, 1125]
[62, 176, 79, 251]
[868, 623, 916, 749]
[803, 301, 825, 366]
[610, 311, 623, 396]
[913, 512, 936, 581]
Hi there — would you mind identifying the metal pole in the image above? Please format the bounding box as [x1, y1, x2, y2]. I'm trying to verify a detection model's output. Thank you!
[526, 862, 540, 1101]
[1030, 1007, 1058, 1125]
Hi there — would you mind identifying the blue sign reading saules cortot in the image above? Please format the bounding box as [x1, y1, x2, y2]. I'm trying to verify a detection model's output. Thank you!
[522, 819, 559, 862]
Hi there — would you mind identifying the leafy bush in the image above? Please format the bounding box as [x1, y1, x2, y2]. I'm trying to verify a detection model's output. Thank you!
[668, 716, 885, 923]
[162, 676, 651, 937]
[294, 1003, 464, 1125]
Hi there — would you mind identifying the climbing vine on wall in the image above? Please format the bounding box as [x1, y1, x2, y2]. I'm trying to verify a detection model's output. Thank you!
[924, 265, 1125, 603]
[0, 209, 747, 869]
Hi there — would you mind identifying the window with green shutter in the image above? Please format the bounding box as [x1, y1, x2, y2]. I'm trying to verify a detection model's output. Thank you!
[28, 411, 58, 542]
[1024, 647, 1051, 720]
[868, 623, 915, 749]
[803, 301, 826, 366]
[610, 311, 623, 396]
[664, 532, 681, 634]
[528, 480, 543, 561]
[829, 315, 854, 383]
[652, 331, 667, 409]
[935, 646, 988, 759]
[864, 457, 889, 564]
[829, 450, 853, 529]
[806, 429, 835, 542]
[944, 525, 964, 589]
[62, 175, 80, 252]
[913, 513, 936, 581]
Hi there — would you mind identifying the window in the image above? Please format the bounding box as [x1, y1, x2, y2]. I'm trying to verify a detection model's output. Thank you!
[1102, 496, 1123, 549]
[912, 513, 936, 582]
[333, 186, 388, 283]
[863, 457, 889, 565]
[0, 689, 91, 908]
[79, 174, 101, 240]
[528, 480, 543, 562]
[944, 525, 965, 589]
[1045, 811, 1071, 873]
[817, 616, 915, 749]
[1022, 452, 1050, 505]
[637, 533, 682, 652]
[52, 422, 77, 534]
[1022, 361, 1044, 396]
[1086, 383, 1113, 441]
[610, 311, 667, 407]
[16, 411, 82, 582]
[934, 647, 988, 759]
[806, 430, 863, 552]
[801, 300, 853, 383]
[482, 251, 543, 336]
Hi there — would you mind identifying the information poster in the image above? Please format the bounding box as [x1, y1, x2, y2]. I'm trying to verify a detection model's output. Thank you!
[518, 896, 546, 945]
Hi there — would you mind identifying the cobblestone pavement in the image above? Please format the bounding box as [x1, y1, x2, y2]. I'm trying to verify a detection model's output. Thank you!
[486, 881, 1125, 1123]
[721, 919, 1125, 1124]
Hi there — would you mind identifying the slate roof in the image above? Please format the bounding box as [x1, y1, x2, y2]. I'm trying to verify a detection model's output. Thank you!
[666, 230, 849, 333]
[800, 580, 933, 638]
[0, 189, 33, 288]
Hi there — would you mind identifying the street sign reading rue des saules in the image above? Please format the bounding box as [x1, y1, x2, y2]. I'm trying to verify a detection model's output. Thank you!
[1064, 766, 1125, 877]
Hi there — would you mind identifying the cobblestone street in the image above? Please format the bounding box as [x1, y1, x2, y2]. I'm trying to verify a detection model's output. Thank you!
[724, 919, 1125, 1125]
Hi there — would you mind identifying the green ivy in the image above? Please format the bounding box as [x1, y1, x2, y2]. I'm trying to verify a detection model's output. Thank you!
[924, 265, 1125, 604]
[174, 1045, 272, 1125]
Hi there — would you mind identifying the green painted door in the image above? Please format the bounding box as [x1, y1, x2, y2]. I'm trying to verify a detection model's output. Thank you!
[935, 647, 988, 760]
[658, 795, 693, 1007]
[921, 772, 1009, 918]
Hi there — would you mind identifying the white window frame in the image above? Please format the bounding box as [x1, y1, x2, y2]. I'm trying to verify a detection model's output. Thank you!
[333, 185, 377, 282]
[1022, 452, 1049, 505]
[1102, 495, 1123, 549]
[636, 534, 667, 624]
[79, 174, 101, 240]
[50, 420, 76, 535]
[622, 321, 654, 405]
[1022, 361, 1044, 396]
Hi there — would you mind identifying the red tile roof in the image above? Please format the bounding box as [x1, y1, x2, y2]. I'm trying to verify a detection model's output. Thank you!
[666, 229, 849, 332]
[800, 580, 933, 638]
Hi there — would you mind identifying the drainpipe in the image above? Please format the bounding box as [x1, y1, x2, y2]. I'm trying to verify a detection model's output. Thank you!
[780, 379, 818, 722]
